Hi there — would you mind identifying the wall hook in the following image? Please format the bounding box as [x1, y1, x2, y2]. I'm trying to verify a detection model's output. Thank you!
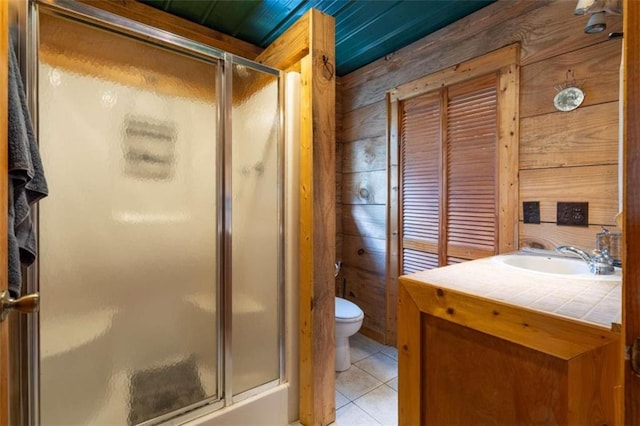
[321, 55, 335, 80]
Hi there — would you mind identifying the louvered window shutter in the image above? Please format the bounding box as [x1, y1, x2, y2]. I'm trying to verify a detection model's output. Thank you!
[399, 74, 498, 274]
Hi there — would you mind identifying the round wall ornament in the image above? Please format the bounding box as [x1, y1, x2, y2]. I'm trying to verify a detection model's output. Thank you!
[553, 86, 585, 112]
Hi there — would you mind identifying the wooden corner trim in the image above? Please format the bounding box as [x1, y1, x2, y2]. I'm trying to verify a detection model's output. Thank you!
[397, 282, 422, 426]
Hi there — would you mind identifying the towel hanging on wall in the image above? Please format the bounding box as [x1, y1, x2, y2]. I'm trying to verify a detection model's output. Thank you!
[7, 35, 48, 297]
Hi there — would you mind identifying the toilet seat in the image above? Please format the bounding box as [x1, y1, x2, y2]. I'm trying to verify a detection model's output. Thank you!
[336, 297, 364, 322]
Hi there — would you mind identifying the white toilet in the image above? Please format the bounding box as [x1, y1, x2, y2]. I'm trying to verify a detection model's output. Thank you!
[335, 297, 364, 372]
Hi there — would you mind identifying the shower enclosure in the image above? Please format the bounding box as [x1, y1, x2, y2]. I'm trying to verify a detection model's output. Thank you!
[12, 0, 287, 424]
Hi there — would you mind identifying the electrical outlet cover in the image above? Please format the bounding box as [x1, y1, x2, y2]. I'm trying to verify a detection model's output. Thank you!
[557, 202, 589, 227]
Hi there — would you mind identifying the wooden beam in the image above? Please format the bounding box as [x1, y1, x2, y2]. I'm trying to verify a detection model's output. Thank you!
[255, 12, 310, 71]
[299, 9, 336, 426]
[77, 0, 262, 59]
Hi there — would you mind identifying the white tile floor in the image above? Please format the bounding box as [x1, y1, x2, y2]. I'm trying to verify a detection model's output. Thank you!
[334, 333, 398, 426]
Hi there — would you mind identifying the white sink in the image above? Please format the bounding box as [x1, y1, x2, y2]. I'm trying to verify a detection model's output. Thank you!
[494, 254, 621, 281]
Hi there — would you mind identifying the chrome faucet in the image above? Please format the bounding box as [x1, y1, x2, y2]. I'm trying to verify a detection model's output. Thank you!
[556, 245, 615, 275]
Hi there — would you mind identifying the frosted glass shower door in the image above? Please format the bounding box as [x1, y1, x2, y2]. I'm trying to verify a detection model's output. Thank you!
[37, 12, 220, 425]
[231, 63, 281, 396]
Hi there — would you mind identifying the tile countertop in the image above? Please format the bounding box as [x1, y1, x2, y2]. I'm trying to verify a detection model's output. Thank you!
[404, 253, 621, 330]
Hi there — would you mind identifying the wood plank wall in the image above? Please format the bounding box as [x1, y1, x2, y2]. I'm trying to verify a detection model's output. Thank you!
[338, 0, 622, 343]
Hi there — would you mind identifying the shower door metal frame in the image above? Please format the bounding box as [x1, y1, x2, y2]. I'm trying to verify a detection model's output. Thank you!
[222, 52, 286, 407]
[16, 0, 286, 424]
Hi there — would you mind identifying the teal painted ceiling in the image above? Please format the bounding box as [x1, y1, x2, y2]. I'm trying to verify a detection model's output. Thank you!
[140, 0, 496, 76]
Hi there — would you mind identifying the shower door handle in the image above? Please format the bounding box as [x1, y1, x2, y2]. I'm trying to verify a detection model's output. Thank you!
[0, 290, 39, 321]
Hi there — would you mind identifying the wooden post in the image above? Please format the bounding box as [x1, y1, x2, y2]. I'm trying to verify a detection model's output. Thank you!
[397, 283, 422, 425]
[299, 10, 336, 426]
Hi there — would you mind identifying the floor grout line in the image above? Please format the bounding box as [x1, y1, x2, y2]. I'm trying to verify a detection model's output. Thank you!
[335, 334, 399, 425]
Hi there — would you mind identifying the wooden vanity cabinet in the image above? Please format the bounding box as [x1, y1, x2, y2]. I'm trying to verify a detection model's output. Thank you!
[398, 276, 621, 425]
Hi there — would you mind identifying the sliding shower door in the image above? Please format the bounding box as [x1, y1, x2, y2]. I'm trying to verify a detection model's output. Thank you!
[27, 3, 284, 424]
[230, 62, 281, 396]
[37, 11, 221, 425]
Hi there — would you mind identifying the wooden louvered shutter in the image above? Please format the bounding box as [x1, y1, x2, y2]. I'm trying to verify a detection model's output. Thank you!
[399, 74, 499, 274]
[388, 44, 518, 346]
[445, 74, 498, 262]
[400, 92, 441, 274]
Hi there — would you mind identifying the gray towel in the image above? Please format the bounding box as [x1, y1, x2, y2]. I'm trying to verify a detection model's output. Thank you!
[8, 36, 48, 297]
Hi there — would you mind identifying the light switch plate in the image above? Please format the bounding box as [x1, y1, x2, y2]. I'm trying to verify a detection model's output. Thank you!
[523, 201, 540, 224]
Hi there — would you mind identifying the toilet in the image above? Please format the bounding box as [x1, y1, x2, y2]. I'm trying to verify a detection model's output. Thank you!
[335, 297, 364, 372]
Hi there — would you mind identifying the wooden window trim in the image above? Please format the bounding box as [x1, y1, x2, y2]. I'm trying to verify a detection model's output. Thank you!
[386, 44, 519, 345]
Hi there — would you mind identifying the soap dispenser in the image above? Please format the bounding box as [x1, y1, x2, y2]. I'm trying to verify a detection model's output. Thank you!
[596, 227, 622, 267]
